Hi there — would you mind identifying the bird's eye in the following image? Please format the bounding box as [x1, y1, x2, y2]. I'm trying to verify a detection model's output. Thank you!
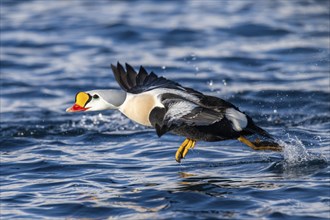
[93, 94, 99, 99]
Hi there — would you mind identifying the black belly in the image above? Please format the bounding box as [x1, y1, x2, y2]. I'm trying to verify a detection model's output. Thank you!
[170, 118, 250, 142]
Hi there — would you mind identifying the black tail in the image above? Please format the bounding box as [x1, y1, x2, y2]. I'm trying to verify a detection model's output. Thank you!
[244, 116, 273, 139]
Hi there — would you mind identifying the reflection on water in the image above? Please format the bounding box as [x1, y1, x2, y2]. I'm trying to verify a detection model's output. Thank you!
[177, 172, 280, 191]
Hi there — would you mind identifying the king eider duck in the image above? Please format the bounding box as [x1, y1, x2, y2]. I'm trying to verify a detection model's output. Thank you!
[66, 62, 282, 162]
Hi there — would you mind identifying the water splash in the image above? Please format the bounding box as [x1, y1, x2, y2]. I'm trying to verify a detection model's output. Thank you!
[207, 80, 213, 87]
[279, 135, 327, 165]
[268, 135, 328, 177]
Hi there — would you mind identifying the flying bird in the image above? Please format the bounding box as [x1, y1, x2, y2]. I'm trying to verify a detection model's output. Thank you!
[67, 63, 282, 162]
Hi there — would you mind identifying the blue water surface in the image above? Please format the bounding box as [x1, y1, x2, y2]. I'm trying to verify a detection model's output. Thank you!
[1, 0, 329, 219]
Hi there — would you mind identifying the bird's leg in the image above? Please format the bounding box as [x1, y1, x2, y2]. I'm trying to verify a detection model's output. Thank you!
[175, 138, 196, 163]
[182, 140, 196, 158]
[238, 136, 283, 152]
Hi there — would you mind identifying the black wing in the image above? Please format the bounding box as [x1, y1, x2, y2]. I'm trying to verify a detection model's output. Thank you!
[149, 96, 227, 137]
[149, 94, 272, 139]
[111, 62, 187, 94]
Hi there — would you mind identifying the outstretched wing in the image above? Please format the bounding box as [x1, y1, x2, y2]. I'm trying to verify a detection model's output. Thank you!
[111, 62, 186, 94]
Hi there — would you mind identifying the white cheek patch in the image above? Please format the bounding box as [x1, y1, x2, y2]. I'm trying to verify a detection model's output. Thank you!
[225, 108, 248, 131]
[86, 99, 111, 111]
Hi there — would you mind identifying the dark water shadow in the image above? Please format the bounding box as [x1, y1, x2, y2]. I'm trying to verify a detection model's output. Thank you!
[266, 159, 328, 178]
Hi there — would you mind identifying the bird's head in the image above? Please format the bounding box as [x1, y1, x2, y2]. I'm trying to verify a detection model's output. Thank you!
[66, 89, 126, 112]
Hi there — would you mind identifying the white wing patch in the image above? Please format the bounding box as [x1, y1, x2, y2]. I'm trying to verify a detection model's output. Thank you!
[165, 101, 197, 122]
[225, 108, 248, 131]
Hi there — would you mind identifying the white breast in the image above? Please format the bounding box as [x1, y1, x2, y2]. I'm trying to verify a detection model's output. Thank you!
[119, 92, 163, 126]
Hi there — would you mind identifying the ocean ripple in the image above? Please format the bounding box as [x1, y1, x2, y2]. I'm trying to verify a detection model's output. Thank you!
[1, 0, 329, 219]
